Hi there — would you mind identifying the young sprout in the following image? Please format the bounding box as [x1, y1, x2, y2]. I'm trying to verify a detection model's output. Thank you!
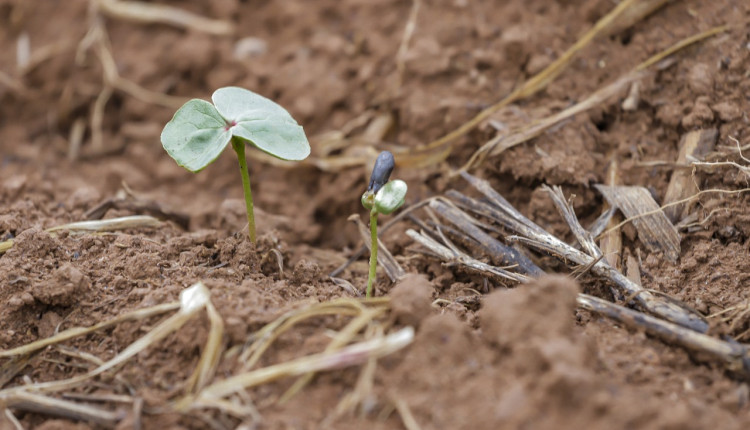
[361, 151, 407, 298]
[161, 87, 310, 242]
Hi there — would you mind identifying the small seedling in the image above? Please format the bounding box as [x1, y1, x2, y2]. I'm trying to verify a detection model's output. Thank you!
[361, 151, 407, 298]
[161, 87, 310, 242]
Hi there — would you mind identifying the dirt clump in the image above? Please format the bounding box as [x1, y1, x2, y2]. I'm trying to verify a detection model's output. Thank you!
[30, 263, 91, 307]
[383, 276, 729, 429]
[389, 274, 434, 328]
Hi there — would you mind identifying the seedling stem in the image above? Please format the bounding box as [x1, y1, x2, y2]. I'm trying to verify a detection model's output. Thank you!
[231, 137, 257, 243]
[366, 208, 378, 298]
[361, 151, 407, 298]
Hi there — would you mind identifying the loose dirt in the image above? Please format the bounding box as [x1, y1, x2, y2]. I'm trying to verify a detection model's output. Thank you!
[1, 0, 750, 428]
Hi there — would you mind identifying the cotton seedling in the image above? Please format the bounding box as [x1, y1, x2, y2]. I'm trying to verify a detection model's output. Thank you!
[361, 151, 407, 298]
[161, 87, 310, 242]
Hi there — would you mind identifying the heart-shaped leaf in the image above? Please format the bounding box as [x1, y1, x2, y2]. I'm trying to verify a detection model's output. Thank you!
[213, 87, 310, 161]
[161, 99, 232, 173]
[374, 180, 407, 215]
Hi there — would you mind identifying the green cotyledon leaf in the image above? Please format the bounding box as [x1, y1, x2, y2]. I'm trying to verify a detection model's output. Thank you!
[212, 87, 310, 161]
[160, 99, 232, 173]
[374, 180, 407, 215]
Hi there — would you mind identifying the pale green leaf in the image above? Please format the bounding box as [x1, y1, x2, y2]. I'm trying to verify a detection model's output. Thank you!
[232, 118, 309, 161]
[374, 180, 407, 215]
[160, 99, 232, 172]
[212, 87, 310, 161]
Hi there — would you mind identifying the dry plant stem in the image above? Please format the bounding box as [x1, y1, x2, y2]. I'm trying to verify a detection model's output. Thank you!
[91, 84, 113, 150]
[367, 209, 378, 298]
[663, 129, 718, 222]
[0, 306, 197, 397]
[185, 302, 225, 394]
[406, 229, 529, 284]
[461, 69, 648, 172]
[238, 298, 390, 370]
[540, 186, 706, 332]
[80, 18, 186, 109]
[457, 173, 709, 333]
[95, 0, 234, 35]
[1, 282, 211, 402]
[390, 393, 422, 430]
[0, 302, 179, 358]
[68, 118, 86, 161]
[402, 0, 640, 156]
[232, 138, 257, 243]
[238, 304, 362, 367]
[595, 185, 681, 261]
[2, 391, 118, 426]
[189, 327, 414, 404]
[279, 307, 387, 404]
[47, 215, 161, 233]
[438, 194, 544, 277]
[3, 409, 23, 430]
[577, 294, 750, 377]
[461, 24, 731, 173]
[85, 195, 190, 229]
[0, 215, 163, 255]
[393, 0, 421, 95]
[327, 356, 377, 422]
[598, 187, 750, 239]
[408, 217, 750, 378]
[636, 25, 730, 71]
[326, 326, 383, 423]
[599, 161, 623, 269]
[0, 356, 33, 389]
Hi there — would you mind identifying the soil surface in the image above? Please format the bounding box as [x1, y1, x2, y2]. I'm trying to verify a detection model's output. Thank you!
[2, 0, 750, 428]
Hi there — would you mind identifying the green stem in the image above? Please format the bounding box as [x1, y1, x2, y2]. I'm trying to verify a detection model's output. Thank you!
[231, 137, 256, 243]
[366, 209, 378, 298]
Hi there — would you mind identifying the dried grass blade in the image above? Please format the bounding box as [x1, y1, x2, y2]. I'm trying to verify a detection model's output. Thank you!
[96, 0, 234, 35]
[459, 175, 709, 333]
[1, 216, 162, 255]
[429, 198, 543, 277]
[406, 229, 529, 284]
[396, 0, 641, 165]
[0, 240, 13, 255]
[1, 283, 209, 396]
[594, 185, 680, 262]
[239, 299, 376, 369]
[462, 24, 730, 172]
[47, 215, 162, 233]
[0, 355, 33, 389]
[597, 161, 623, 270]
[186, 302, 225, 394]
[543, 185, 602, 259]
[278, 307, 387, 404]
[463, 70, 646, 171]
[663, 129, 718, 222]
[194, 327, 414, 402]
[0, 302, 179, 358]
[2, 391, 119, 426]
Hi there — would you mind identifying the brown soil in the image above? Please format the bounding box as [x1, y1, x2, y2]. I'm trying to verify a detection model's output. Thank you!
[2, 0, 750, 428]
